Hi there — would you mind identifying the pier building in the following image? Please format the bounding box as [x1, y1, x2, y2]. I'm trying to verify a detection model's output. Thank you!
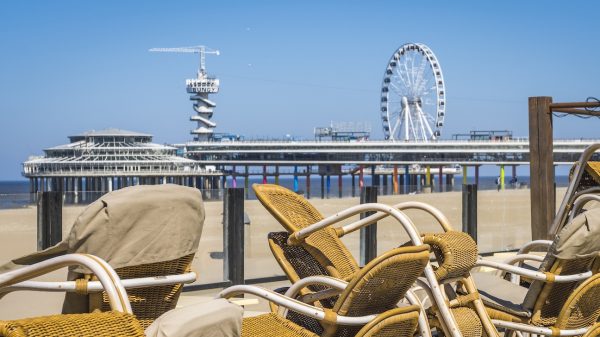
[22, 129, 222, 195]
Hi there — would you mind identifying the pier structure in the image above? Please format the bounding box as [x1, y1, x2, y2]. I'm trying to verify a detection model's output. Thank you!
[22, 129, 222, 199]
[180, 138, 600, 196]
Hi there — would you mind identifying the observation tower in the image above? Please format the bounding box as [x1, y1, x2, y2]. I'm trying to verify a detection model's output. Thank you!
[150, 45, 220, 141]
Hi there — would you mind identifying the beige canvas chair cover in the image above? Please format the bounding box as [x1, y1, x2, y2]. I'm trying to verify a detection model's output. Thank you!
[1, 184, 205, 313]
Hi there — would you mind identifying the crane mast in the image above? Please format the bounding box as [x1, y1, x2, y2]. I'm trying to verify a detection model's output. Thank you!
[150, 45, 220, 141]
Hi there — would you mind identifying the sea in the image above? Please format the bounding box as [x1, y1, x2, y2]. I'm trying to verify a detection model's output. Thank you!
[0, 175, 571, 210]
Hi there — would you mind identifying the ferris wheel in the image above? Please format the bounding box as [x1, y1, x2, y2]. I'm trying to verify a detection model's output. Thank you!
[380, 43, 446, 142]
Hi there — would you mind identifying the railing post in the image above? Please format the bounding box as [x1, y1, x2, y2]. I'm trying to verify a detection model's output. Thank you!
[529, 96, 554, 239]
[360, 186, 377, 266]
[37, 191, 62, 250]
[223, 187, 245, 285]
[462, 184, 477, 243]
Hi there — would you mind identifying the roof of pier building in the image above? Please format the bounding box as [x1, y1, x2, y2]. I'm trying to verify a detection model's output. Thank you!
[23, 129, 214, 178]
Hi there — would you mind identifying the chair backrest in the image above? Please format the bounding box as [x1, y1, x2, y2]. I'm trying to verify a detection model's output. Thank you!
[523, 208, 600, 326]
[96, 254, 195, 329]
[554, 272, 600, 330]
[0, 311, 146, 337]
[353, 306, 420, 337]
[571, 162, 600, 195]
[254, 184, 359, 279]
[57, 184, 205, 328]
[326, 245, 430, 337]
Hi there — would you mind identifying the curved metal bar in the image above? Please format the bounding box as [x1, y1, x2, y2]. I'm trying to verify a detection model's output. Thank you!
[0, 254, 131, 313]
[517, 240, 553, 255]
[291, 203, 423, 245]
[551, 143, 600, 236]
[476, 259, 592, 283]
[569, 194, 600, 222]
[218, 285, 377, 325]
[503, 254, 545, 266]
[3, 272, 196, 293]
[492, 320, 588, 336]
[340, 201, 453, 238]
[280, 276, 348, 317]
[405, 289, 432, 337]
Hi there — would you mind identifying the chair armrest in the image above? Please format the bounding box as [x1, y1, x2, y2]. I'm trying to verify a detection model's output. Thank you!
[290, 203, 423, 246]
[218, 285, 376, 325]
[476, 259, 592, 283]
[517, 240, 553, 255]
[3, 272, 196, 294]
[0, 253, 131, 313]
[492, 319, 588, 336]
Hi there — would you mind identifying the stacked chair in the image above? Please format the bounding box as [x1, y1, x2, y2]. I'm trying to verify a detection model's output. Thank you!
[253, 184, 499, 337]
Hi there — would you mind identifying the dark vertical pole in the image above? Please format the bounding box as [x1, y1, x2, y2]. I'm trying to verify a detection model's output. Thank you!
[351, 174, 356, 197]
[461, 184, 477, 243]
[320, 175, 325, 199]
[360, 186, 378, 266]
[37, 191, 62, 250]
[529, 96, 554, 240]
[223, 188, 245, 285]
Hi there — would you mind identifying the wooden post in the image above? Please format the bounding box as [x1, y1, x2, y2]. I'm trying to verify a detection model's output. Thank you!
[360, 186, 377, 266]
[462, 184, 477, 243]
[529, 96, 554, 240]
[37, 191, 62, 250]
[223, 188, 245, 285]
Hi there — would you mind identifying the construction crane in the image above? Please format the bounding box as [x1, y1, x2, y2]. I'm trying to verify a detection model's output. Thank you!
[149, 45, 220, 77]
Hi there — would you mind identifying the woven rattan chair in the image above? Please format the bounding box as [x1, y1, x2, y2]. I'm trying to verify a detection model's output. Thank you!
[474, 207, 600, 336]
[220, 245, 429, 337]
[1, 184, 204, 329]
[0, 254, 146, 337]
[552, 144, 600, 237]
[254, 184, 497, 337]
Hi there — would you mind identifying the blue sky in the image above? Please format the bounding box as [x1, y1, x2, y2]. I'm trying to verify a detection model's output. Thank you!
[1, 1, 599, 179]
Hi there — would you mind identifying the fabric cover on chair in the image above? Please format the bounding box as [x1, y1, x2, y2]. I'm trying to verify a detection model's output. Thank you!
[0, 184, 205, 323]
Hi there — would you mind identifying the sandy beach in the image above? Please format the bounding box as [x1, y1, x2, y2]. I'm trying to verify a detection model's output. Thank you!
[0, 187, 563, 319]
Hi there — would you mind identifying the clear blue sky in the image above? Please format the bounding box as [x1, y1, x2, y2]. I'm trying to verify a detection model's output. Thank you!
[1, 1, 599, 180]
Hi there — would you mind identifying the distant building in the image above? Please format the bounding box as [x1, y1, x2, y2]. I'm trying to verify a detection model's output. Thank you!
[22, 128, 221, 195]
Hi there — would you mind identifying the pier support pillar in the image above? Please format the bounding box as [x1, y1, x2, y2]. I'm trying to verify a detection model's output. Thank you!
[108, 177, 113, 192]
[462, 165, 468, 185]
[512, 165, 518, 187]
[306, 170, 311, 199]
[393, 165, 399, 195]
[382, 174, 388, 195]
[475, 165, 480, 185]
[320, 175, 325, 199]
[446, 174, 453, 190]
[245, 166, 249, 198]
[424, 166, 432, 193]
[293, 167, 299, 193]
[351, 174, 356, 197]
[262, 165, 267, 184]
[359, 166, 364, 190]
[438, 166, 444, 192]
[338, 174, 343, 198]
[326, 175, 331, 197]
[371, 166, 378, 187]
[404, 165, 409, 194]
[500, 165, 505, 190]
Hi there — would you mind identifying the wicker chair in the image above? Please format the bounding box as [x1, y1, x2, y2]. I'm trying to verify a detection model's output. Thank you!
[0, 254, 146, 337]
[254, 184, 498, 337]
[474, 207, 600, 336]
[552, 144, 600, 237]
[220, 245, 430, 337]
[2, 184, 204, 329]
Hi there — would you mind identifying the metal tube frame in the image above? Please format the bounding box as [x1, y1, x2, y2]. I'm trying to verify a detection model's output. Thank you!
[287, 201, 463, 337]
[0, 254, 131, 313]
[475, 259, 592, 283]
[3, 272, 196, 294]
